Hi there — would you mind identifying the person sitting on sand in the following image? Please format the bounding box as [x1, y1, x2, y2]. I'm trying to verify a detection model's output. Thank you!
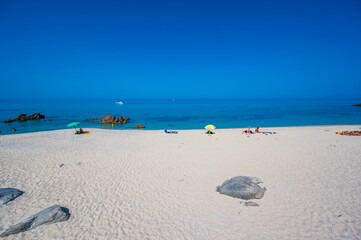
[255, 126, 260, 133]
[206, 130, 215, 135]
[76, 128, 85, 134]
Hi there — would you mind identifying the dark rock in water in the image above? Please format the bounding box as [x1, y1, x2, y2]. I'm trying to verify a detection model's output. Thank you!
[0, 188, 24, 206]
[99, 113, 114, 124]
[27, 113, 45, 120]
[0, 205, 70, 237]
[16, 113, 27, 121]
[87, 113, 130, 124]
[353, 103, 361, 107]
[244, 201, 259, 206]
[216, 176, 266, 200]
[3, 113, 45, 123]
[86, 118, 99, 122]
[133, 123, 146, 129]
[3, 119, 16, 123]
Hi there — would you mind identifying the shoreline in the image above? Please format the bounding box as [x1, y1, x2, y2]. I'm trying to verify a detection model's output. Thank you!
[1, 123, 361, 136]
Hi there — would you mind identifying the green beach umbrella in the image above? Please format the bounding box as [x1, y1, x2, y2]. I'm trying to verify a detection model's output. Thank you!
[67, 122, 81, 132]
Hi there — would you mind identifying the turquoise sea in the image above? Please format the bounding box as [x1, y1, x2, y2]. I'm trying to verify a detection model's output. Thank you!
[0, 99, 360, 135]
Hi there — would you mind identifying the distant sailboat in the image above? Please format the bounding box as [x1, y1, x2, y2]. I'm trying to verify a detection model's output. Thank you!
[115, 101, 123, 104]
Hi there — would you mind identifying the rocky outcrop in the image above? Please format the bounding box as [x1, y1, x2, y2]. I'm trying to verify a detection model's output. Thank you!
[0, 205, 70, 237]
[3, 113, 45, 123]
[0, 188, 24, 206]
[86, 118, 99, 122]
[353, 103, 361, 107]
[217, 176, 266, 200]
[87, 114, 130, 124]
[133, 124, 145, 129]
[3, 119, 16, 123]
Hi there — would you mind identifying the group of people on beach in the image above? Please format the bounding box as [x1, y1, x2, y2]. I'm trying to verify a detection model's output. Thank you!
[242, 126, 261, 134]
[242, 126, 277, 135]
[2, 126, 359, 136]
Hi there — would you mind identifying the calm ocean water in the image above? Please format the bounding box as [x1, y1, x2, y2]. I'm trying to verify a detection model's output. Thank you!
[0, 99, 360, 135]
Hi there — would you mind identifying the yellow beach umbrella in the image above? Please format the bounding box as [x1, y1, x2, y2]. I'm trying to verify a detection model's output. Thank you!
[205, 125, 216, 130]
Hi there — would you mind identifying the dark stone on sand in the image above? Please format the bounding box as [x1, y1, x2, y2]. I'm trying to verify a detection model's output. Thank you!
[0, 188, 24, 206]
[59, 164, 65, 168]
[0, 205, 70, 238]
[244, 201, 259, 206]
[353, 103, 361, 107]
[216, 176, 266, 200]
[87, 114, 130, 124]
[3, 113, 45, 123]
[132, 123, 146, 129]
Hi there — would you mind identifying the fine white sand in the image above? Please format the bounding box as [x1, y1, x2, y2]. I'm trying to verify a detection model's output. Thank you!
[0, 125, 360, 239]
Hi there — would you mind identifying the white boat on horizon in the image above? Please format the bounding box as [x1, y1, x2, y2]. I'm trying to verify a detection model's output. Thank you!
[115, 101, 123, 104]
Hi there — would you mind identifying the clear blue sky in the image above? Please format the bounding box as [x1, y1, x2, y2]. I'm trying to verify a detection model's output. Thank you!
[1, 0, 360, 99]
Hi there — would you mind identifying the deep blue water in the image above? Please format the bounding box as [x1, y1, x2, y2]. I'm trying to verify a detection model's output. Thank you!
[0, 99, 360, 135]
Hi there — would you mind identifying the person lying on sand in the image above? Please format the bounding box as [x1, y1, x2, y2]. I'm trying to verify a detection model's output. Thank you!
[165, 130, 178, 134]
[242, 126, 253, 134]
[336, 130, 361, 136]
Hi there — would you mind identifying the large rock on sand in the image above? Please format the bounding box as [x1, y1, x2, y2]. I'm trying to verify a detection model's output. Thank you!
[216, 176, 266, 200]
[132, 123, 145, 129]
[0, 205, 70, 238]
[0, 188, 24, 206]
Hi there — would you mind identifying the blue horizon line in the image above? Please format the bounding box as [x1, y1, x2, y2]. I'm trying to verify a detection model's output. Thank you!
[1, 97, 361, 101]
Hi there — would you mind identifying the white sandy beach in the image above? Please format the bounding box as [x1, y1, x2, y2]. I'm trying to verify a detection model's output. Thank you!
[0, 125, 360, 239]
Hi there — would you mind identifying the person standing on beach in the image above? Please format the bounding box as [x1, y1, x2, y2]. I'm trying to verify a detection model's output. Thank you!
[12, 128, 16, 132]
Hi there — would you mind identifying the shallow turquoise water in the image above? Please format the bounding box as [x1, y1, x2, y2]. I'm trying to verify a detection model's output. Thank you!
[0, 99, 360, 135]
